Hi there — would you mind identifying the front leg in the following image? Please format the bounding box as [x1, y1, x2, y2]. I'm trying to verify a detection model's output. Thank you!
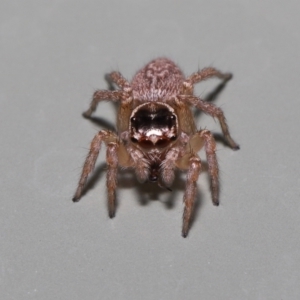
[182, 156, 201, 237]
[72, 130, 117, 202]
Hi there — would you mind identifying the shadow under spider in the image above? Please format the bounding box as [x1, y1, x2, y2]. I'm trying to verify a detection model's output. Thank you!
[117, 169, 186, 208]
[119, 169, 204, 234]
[80, 163, 207, 234]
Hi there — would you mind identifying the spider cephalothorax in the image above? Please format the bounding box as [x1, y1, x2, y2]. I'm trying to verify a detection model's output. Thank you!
[130, 102, 178, 149]
[73, 58, 239, 237]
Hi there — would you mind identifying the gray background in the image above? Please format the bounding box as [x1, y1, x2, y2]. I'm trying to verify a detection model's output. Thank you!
[1, 1, 300, 299]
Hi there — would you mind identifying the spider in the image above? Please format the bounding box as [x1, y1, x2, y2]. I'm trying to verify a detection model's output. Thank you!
[73, 58, 239, 237]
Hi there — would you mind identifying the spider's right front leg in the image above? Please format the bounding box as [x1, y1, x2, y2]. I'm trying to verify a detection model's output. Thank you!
[72, 130, 117, 202]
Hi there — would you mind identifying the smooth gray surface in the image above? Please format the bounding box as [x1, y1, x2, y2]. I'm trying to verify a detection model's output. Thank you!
[1, 1, 300, 299]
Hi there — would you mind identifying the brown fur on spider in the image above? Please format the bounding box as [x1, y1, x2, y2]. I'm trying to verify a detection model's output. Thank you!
[73, 58, 239, 237]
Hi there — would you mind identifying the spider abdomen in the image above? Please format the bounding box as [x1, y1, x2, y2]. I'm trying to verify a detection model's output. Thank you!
[131, 58, 184, 102]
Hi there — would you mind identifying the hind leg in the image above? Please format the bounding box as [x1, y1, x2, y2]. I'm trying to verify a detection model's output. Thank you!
[185, 67, 232, 87]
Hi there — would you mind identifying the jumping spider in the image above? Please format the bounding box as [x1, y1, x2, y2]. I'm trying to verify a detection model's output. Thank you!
[73, 58, 239, 237]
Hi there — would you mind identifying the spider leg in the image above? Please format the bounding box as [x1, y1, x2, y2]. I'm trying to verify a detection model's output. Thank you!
[106, 142, 119, 218]
[72, 130, 117, 202]
[182, 156, 201, 238]
[108, 71, 131, 91]
[83, 72, 132, 118]
[185, 67, 232, 86]
[83, 90, 123, 118]
[180, 95, 239, 150]
[195, 129, 219, 205]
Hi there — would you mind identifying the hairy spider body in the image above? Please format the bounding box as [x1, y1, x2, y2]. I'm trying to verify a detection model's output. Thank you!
[73, 58, 239, 237]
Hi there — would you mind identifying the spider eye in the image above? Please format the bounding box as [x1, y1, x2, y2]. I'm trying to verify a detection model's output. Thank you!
[131, 117, 136, 123]
[131, 137, 138, 143]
